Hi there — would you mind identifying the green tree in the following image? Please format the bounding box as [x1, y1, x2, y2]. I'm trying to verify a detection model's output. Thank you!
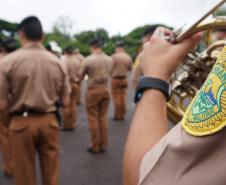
[216, 6, 226, 16]
[0, 18, 173, 58]
[0, 19, 18, 40]
[52, 16, 74, 37]
[74, 31, 95, 45]
[96, 28, 109, 43]
[103, 41, 115, 55]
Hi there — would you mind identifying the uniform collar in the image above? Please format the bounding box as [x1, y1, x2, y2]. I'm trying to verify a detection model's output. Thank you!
[93, 51, 103, 55]
[23, 42, 44, 50]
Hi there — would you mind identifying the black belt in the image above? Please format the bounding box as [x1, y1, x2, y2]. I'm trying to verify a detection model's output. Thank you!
[11, 110, 55, 117]
[113, 76, 126, 79]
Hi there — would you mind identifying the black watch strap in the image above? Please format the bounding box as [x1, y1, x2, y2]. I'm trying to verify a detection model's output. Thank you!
[134, 77, 171, 103]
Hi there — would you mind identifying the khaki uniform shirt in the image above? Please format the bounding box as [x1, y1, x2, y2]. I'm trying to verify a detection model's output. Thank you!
[139, 123, 226, 185]
[111, 52, 132, 78]
[74, 53, 85, 63]
[0, 43, 70, 113]
[62, 55, 81, 83]
[80, 52, 113, 88]
[0, 53, 5, 60]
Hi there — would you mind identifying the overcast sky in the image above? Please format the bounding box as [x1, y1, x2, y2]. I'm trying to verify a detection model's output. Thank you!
[1, 0, 224, 35]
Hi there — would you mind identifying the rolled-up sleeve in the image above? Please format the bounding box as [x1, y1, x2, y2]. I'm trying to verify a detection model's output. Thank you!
[79, 59, 88, 80]
[0, 65, 9, 101]
[61, 68, 71, 96]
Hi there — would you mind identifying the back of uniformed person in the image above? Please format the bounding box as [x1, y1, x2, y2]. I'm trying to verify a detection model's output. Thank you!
[79, 39, 113, 154]
[0, 38, 18, 177]
[74, 48, 85, 105]
[0, 16, 70, 185]
[111, 42, 132, 120]
[62, 47, 81, 130]
[74, 48, 85, 63]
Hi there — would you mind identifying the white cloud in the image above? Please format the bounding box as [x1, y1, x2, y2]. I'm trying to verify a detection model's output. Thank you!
[0, 0, 224, 35]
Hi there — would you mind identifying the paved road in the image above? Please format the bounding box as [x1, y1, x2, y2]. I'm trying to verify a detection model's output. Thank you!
[0, 80, 136, 185]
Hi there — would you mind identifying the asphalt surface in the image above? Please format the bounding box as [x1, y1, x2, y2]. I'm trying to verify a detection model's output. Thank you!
[0, 79, 136, 185]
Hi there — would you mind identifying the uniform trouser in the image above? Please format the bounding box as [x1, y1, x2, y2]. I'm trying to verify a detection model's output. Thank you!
[111, 78, 128, 119]
[62, 82, 79, 129]
[86, 86, 110, 152]
[0, 112, 12, 175]
[77, 82, 82, 104]
[0, 123, 12, 175]
[9, 114, 59, 185]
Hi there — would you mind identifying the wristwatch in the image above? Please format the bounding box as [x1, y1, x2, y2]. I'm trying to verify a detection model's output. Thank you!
[134, 76, 171, 103]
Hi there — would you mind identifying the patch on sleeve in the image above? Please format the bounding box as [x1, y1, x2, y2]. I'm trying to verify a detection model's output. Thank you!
[182, 46, 226, 136]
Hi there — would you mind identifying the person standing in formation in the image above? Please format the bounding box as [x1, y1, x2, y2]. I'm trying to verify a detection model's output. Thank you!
[79, 39, 113, 154]
[74, 48, 85, 105]
[74, 48, 85, 62]
[0, 38, 18, 177]
[0, 16, 70, 185]
[111, 42, 132, 121]
[62, 46, 81, 130]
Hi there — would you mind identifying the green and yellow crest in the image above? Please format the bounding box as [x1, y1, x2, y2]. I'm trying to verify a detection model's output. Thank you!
[182, 46, 226, 136]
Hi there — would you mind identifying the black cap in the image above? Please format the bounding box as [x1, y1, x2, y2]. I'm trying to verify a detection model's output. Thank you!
[115, 41, 124, 47]
[64, 46, 74, 54]
[17, 16, 43, 41]
[2, 38, 18, 53]
[90, 38, 101, 47]
[17, 16, 41, 31]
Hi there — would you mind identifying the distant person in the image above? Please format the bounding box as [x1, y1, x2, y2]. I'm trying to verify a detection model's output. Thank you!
[79, 39, 113, 154]
[0, 38, 17, 58]
[46, 41, 62, 59]
[0, 16, 70, 185]
[74, 48, 85, 62]
[73, 48, 85, 105]
[62, 46, 81, 130]
[131, 26, 158, 89]
[0, 38, 17, 177]
[111, 41, 132, 120]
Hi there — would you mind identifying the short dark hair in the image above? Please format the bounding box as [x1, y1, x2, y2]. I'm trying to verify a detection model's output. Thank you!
[90, 38, 101, 48]
[116, 41, 124, 48]
[64, 46, 74, 54]
[17, 16, 43, 41]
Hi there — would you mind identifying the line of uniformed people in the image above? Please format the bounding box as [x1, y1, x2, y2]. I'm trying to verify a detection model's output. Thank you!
[0, 16, 134, 185]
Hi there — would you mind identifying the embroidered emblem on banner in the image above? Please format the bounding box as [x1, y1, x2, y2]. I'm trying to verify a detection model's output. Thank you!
[182, 47, 226, 136]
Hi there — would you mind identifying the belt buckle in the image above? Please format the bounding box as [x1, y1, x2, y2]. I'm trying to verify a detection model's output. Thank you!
[23, 111, 28, 117]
